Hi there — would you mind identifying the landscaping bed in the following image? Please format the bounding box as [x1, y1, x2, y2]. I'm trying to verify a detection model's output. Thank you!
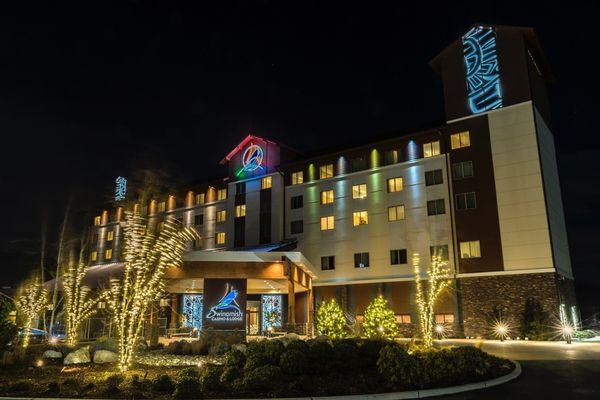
[0, 338, 515, 399]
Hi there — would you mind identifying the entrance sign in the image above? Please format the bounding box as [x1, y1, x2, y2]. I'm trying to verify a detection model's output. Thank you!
[203, 279, 247, 330]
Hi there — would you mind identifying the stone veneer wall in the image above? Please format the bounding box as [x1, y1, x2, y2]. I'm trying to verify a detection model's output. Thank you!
[458, 272, 566, 337]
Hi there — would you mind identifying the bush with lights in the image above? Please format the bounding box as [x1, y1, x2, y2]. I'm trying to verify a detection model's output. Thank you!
[362, 295, 399, 339]
[315, 299, 347, 339]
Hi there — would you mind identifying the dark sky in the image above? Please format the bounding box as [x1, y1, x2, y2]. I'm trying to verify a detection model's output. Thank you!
[0, 1, 598, 308]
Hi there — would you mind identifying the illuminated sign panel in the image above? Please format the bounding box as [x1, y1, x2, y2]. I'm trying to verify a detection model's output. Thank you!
[241, 144, 264, 173]
[115, 176, 127, 201]
[182, 294, 203, 330]
[261, 294, 282, 332]
[203, 278, 247, 331]
[462, 26, 503, 114]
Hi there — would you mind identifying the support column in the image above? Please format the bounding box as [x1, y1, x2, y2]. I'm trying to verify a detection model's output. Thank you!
[170, 294, 179, 329]
[307, 278, 314, 337]
[287, 278, 296, 325]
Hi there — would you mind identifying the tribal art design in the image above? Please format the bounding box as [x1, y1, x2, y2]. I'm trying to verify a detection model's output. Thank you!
[462, 26, 503, 114]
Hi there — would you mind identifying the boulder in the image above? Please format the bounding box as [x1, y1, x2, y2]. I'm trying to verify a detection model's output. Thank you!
[93, 350, 118, 364]
[42, 350, 63, 359]
[63, 347, 91, 364]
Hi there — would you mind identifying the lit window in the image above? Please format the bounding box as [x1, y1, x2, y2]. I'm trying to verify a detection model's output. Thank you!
[452, 161, 474, 180]
[235, 204, 246, 218]
[352, 211, 368, 226]
[319, 164, 334, 179]
[90, 251, 98, 262]
[456, 192, 477, 210]
[217, 188, 227, 201]
[427, 199, 445, 216]
[107, 231, 114, 241]
[451, 131, 470, 150]
[388, 205, 405, 221]
[321, 190, 334, 205]
[390, 249, 407, 265]
[216, 232, 226, 245]
[425, 169, 443, 186]
[423, 141, 441, 158]
[352, 184, 367, 199]
[396, 314, 412, 324]
[321, 256, 335, 270]
[354, 252, 370, 268]
[158, 202, 166, 212]
[435, 313, 455, 324]
[217, 210, 226, 222]
[292, 171, 304, 185]
[320, 216, 334, 231]
[460, 240, 481, 258]
[261, 176, 272, 189]
[94, 216, 101, 226]
[387, 177, 403, 193]
[105, 248, 113, 259]
[195, 193, 205, 205]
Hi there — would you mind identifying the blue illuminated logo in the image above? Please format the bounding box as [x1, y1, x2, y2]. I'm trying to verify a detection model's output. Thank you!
[241, 144, 264, 173]
[115, 176, 127, 201]
[462, 26, 503, 114]
[206, 284, 243, 322]
[182, 294, 203, 330]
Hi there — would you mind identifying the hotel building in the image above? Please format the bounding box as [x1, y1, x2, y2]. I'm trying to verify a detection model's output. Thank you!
[86, 25, 577, 337]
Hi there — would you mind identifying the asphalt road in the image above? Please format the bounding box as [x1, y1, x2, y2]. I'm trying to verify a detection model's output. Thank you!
[434, 339, 600, 399]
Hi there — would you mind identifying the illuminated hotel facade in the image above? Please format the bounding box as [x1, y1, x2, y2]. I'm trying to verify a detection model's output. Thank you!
[87, 25, 578, 337]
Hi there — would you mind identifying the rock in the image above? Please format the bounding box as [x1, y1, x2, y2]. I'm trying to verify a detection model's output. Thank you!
[93, 350, 118, 364]
[315, 335, 330, 341]
[63, 347, 91, 364]
[231, 343, 247, 354]
[42, 350, 63, 359]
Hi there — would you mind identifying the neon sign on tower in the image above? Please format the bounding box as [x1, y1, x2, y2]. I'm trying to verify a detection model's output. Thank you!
[241, 144, 264, 173]
[462, 26, 503, 114]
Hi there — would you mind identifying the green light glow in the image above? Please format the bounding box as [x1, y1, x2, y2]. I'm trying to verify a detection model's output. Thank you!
[370, 149, 380, 169]
[308, 163, 316, 182]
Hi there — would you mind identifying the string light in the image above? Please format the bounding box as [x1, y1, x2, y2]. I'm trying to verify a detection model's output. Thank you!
[363, 295, 399, 339]
[413, 253, 451, 348]
[107, 211, 198, 371]
[15, 278, 48, 348]
[315, 299, 346, 339]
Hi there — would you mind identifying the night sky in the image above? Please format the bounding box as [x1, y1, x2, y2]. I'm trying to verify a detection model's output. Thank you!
[1, 2, 598, 313]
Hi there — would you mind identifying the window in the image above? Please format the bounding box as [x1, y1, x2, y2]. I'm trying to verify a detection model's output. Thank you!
[423, 141, 441, 158]
[427, 199, 445, 216]
[396, 314, 412, 324]
[388, 205, 405, 221]
[236, 182, 246, 194]
[194, 236, 203, 249]
[105, 248, 113, 259]
[321, 256, 335, 270]
[90, 251, 98, 262]
[384, 150, 398, 165]
[217, 210, 226, 222]
[261, 176, 272, 189]
[291, 220, 303, 234]
[452, 161, 474, 180]
[435, 314, 455, 324]
[390, 249, 408, 265]
[321, 190, 334, 205]
[456, 192, 477, 210]
[107, 230, 114, 241]
[292, 171, 304, 185]
[320, 216, 334, 231]
[94, 216, 101, 226]
[195, 193, 205, 205]
[319, 164, 334, 179]
[354, 252, 370, 268]
[217, 188, 227, 201]
[141, 206, 148, 215]
[451, 131, 470, 149]
[291, 195, 303, 209]
[460, 240, 481, 258]
[430, 245, 449, 261]
[387, 177, 403, 193]
[353, 211, 368, 226]
[235, 204, 246, 218]
[216, 232, 226, 245]
[425, 169, 443, 186]
[157, 201, 166, 212]
[350, 157, 366, 172]
[194, 214, 204, 226]
[352, 184, 367, 199]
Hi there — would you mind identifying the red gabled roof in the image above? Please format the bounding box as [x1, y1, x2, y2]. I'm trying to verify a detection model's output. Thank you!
[219, 134, 277, 165]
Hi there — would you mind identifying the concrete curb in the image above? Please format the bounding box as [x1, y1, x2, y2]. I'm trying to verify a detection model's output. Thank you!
[0, 361, 521, 400]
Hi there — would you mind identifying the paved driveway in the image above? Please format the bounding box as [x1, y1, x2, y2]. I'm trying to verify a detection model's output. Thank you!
[434, 339, 600, 399]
